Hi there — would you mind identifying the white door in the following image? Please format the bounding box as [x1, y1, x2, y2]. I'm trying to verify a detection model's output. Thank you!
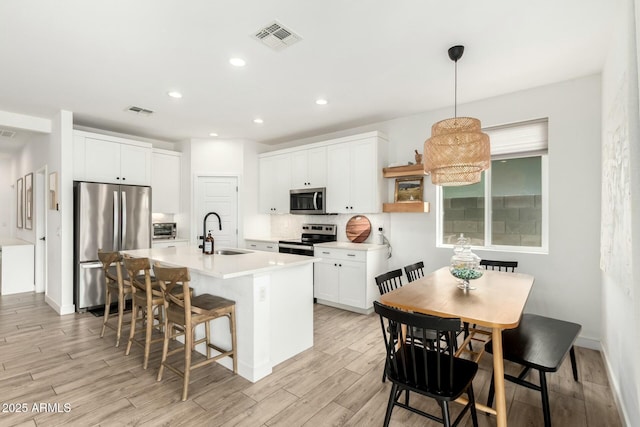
[196, 176, 238, 250]
[35, 167, 47, 293]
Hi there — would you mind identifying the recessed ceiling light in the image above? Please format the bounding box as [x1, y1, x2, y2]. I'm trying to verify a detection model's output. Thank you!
[209, 132, 218, 137]
[253, 118, 264, 124]
[167, 91, 183, 99]
[229, 57, 246, 67]
[315, 98, 328, 105]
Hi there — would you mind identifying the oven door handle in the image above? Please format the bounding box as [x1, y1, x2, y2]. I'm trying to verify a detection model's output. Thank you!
[278, 243, 314, 251]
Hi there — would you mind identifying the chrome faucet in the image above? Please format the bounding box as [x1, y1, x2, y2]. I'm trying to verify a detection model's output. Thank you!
[200, 212, 222, 253]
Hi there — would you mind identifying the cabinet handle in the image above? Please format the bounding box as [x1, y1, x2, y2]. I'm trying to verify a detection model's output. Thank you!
[266, 246, 273, 249]
[116, 177, 120, 180]
[334, 263, 337, 266]
[339, 264, 342, 267]
[347, 254, 356, 257]
[322, 251, 330, 254]
[250, 244, 257, 248]
[122, 177, 126, 181]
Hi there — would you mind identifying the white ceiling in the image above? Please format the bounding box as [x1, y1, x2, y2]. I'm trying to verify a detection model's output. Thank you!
[0, 0, 619, 150]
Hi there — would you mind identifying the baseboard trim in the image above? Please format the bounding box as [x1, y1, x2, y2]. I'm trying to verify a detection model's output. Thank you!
[600, 344, 632, 427]
[44, 295, 75, 315]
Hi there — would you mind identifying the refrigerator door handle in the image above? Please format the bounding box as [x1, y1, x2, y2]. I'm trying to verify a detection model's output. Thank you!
[113, 191, 119, 250]
[121, 191, 127, 248]
[80, 261, 104, 269]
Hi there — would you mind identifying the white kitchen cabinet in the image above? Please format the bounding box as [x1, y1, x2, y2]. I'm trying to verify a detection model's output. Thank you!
[151, 239, 189, 249]
[313, 244, 388, 314]
[152, 149, 181, 213]
[291, 146, 326, 189]
[245, 239, 278, 252]
[74, 130, 152, 185]
[259, 153, 291, 214]
[326, 133, 387, 214]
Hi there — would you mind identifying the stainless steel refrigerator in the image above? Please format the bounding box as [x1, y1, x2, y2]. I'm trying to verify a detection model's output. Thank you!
[73, 181, 152, 311]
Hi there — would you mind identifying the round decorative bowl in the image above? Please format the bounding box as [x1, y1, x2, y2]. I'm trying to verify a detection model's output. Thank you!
[449, 266, 483, 290]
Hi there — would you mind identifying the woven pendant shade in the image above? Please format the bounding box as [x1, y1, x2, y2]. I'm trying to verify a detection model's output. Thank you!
[424, 116, 490, 186]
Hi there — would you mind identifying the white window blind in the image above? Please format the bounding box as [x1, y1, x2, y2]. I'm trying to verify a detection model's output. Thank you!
[485, 118, 548, 156]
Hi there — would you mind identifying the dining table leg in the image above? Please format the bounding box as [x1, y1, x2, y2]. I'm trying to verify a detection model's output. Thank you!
[491, 327, 507, 427]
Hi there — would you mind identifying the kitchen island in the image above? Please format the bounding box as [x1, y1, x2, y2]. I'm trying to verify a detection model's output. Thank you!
[122, 245, 319, 382]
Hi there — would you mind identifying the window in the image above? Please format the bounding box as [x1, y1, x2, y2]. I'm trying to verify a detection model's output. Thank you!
[438, 119, 548, 253]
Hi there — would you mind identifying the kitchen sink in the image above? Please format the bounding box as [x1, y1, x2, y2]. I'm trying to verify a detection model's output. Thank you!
[214, 249, 250, 255]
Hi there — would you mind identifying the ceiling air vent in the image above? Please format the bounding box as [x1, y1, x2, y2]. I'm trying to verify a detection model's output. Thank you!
[126, 106, 154, 116]
[253, 21, 301, 51]
[0, 128, 16, 138]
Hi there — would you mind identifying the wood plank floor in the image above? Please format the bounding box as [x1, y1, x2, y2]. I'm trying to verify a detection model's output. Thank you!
[0, 292, 623, 426]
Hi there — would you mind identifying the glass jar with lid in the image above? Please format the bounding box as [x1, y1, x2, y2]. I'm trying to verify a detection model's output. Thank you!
[449, 233, 483, 290]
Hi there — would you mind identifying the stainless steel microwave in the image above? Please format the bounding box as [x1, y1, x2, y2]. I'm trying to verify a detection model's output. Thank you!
[152, 222, 177, 239]
[290, 188, 326, 214]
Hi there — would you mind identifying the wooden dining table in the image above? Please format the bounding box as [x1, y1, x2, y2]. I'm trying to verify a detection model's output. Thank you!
[379, 266, 534, 427]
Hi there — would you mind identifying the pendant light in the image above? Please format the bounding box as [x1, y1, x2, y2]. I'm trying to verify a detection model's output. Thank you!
[424, 45, 490, 186]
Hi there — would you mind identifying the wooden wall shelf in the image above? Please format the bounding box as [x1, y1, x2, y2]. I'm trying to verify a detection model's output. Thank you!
[383, 202, 430, 213]
[382, 164, 427, 178]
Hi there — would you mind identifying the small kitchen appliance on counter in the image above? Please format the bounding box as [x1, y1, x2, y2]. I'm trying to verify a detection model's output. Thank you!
[278, 224, 337, 256]
[152, 222, 177, 240]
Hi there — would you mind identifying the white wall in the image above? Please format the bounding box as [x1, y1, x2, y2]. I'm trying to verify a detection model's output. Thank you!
[0, 158, 14, 237]
[601, 0, 640, 424]
[278, 74, 603, 349]
[46, 110, 75, 315]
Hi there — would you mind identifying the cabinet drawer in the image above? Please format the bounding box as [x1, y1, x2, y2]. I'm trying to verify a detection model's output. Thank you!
[314, 248, 365, 262]
[246, 240, 278, 252]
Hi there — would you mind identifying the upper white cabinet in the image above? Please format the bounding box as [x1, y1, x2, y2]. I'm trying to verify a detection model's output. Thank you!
[258, 131, 387, 214]
[151, 149, 182, 213]
[291, 146, 326, 189]
[326, 133, 387, 213]
[259, 153, 291, 213]
[74, 130, 152, 186]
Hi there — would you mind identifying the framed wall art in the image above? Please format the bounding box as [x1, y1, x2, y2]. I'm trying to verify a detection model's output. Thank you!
[25, 172, 33, 230]
[394, 177, 424, 203]
[49, 171, 58, 210]
[16, 177, 23, 229]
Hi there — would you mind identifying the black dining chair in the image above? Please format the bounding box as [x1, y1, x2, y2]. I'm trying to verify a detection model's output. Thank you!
[485, 313, 581, 427]
[374, 269, 448, 383]
[374, 301, 479, 427]
[375, 269, 404, 295]
[403, 261, 425, 282]
[479, 259, 518, 272]
[463, 259, 520, 352]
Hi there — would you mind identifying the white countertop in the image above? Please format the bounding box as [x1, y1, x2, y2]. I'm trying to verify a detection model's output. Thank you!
[0, 237, 33, 247]
[314, 241, 388, 251]
[121, 245, 320, 279]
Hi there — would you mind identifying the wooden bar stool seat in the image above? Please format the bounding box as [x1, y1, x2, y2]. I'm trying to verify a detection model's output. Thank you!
[98, 250, 132, 347]
[155, 264, 237, 401]
[123, 256, 187, 369]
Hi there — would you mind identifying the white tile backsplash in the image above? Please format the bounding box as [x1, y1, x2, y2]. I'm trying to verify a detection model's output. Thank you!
[271, 213, 390, 244]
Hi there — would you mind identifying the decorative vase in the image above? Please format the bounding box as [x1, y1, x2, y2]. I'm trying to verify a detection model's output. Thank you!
[449, 234, 483, 290]
[414, 149, 423, 165]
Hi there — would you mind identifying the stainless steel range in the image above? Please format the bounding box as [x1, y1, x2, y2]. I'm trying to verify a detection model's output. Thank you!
[278, 224, 337, 256]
